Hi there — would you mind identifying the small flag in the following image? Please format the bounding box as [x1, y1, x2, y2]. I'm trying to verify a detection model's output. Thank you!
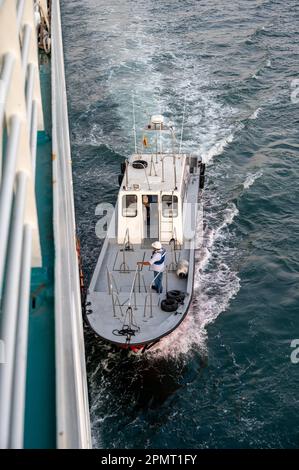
[142, 135, 148, 147]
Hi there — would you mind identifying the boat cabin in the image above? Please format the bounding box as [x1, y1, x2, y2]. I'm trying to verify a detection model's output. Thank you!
[117, 115, 193, 246]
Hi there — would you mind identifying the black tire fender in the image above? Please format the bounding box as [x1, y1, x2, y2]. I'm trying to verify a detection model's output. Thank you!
[166, 290, 186, 303]
[161, 298, 178, 312]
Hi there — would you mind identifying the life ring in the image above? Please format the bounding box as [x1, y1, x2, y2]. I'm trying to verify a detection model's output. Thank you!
[132, 160, 148, 169]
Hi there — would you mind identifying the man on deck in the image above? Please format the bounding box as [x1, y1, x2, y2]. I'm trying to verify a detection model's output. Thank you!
[137, 241, 166, 294]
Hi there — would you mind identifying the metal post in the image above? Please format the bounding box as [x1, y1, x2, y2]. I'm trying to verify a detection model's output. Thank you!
[133, 275, 137, 310]
[137, 268, 141, 293]
[139, 162, 151, 190]
[0, 171, 27, 449]
[111, 291, 116, 317]
[173, 155, 177, 190]
[21, 24, 32, 74]
[0, 53, 15, 127]
[150, 290, 153, 318]
[125, 159, 129, 188]
[26, 63, 35, 127]
[10, 223, 32, 449]
[16, 0, 26, 32]
[107, 269, 112, 294]
[30, 100, 38, 178]
[0, 116, 21, 297]
[119, 228, 131, 272]
[165, 266, 168, 293]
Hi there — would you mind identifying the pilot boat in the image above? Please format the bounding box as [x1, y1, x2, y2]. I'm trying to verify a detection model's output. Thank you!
[86, 114, 205, 352]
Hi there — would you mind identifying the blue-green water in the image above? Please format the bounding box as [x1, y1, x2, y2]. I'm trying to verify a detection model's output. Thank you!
[61, 0, 299, 448]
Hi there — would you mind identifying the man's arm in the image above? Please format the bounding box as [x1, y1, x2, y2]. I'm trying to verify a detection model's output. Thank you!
[138, 253, 160, 267]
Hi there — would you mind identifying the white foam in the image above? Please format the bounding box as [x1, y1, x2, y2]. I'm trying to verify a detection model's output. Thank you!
[148, 203, 240, 359]
[202, 132, 235, 164]
[249, 107, 261, 120]
[243, 170, 263, 189]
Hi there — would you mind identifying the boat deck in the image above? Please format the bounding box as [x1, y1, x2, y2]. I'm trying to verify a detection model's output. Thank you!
[87, 242, 191, 345]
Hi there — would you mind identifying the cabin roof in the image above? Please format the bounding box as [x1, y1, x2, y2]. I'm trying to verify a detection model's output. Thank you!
[121, 153, 187, 193]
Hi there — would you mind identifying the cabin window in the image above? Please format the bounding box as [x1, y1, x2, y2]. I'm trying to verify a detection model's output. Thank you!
[122, 194, 138, 217]
[162, 195, 178, 217]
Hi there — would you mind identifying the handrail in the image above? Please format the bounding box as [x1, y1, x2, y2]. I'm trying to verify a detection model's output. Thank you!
[130, 160, 151, 190]
[0, 53, 14, 127]
[169, 226, 178, 271]
[21, 24, 32, 73]
[16, 0, 25, 32]
[119, 227, 131, 272]
[128, 265, 140, 308]
[149, 154, 158, 177]
[10, 223, 32, 448]
[51, 0, 92, 449]
[0, 171, 28, 448]
[143, 271, 161, 319]
[0, 0, 43, 449]
[107, 268, 119, 295]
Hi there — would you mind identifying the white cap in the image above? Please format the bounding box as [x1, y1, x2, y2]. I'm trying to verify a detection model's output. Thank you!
[152, 241, 162, 250]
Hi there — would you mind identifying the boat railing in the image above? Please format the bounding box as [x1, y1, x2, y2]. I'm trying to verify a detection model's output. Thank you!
[143, 270, 164, 319]
[107, 268, 119, 294]
[108, 264, 169, 322]
[169, 227, 178, 271]
[107, 269, 123, 317]
[119, 227, 132, 272]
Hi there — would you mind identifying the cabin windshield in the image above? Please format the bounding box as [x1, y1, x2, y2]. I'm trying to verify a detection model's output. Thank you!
[162, 195, 178, 217]
[122, 194, 137, 217]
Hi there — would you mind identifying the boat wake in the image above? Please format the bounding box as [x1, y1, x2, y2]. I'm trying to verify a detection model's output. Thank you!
[148, 200, 240, 359]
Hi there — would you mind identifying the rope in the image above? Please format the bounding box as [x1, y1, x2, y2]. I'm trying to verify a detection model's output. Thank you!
[112, 306, 140, 343]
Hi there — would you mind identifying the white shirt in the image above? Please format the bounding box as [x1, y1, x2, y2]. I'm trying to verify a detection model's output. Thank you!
[149, 251, 165, 272]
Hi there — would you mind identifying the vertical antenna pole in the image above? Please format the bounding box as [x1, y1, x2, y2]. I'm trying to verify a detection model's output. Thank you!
[132, 93, 137, 154]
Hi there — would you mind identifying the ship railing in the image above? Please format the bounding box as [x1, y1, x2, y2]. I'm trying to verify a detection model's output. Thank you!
[51, 0, 91, 449]
[0, 0, 44, 449]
